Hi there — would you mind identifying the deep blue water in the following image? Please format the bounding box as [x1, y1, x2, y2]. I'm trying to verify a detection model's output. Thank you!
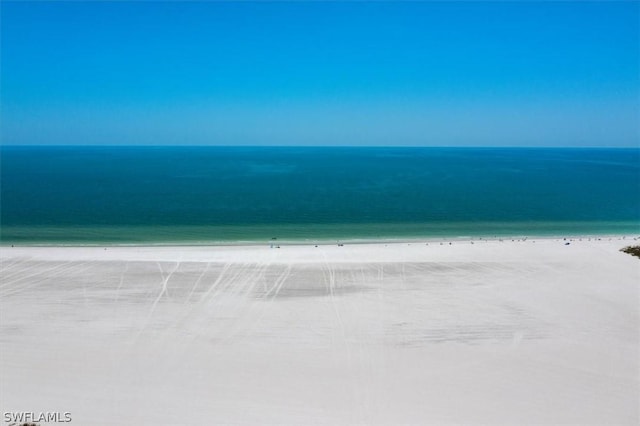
[1, 146, 639, 243]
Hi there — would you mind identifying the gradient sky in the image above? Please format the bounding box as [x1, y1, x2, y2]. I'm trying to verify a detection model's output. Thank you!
[1, 1, 639, 147]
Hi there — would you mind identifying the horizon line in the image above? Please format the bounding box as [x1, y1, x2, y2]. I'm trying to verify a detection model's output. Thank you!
[1, 144, 639, 149]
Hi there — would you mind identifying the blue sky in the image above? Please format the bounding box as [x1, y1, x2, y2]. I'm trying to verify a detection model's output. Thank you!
[1, 1, 638, 147]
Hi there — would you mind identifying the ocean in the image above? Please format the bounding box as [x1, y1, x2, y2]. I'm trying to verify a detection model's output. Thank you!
[1, 146, 638, 244]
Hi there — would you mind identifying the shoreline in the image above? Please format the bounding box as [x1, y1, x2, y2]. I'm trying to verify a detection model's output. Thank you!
[1, 232, 638, 248]
[2, 220, 638, 247]
[2, 235, 638, 264]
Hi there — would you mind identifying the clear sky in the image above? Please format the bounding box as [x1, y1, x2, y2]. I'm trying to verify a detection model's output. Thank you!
[1, 1, 638, 147]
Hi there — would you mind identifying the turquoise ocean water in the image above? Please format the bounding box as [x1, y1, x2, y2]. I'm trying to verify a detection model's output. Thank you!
[1, 146, 638, 244]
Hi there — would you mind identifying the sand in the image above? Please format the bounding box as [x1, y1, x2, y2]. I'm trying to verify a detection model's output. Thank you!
[0, 237, 638, 425]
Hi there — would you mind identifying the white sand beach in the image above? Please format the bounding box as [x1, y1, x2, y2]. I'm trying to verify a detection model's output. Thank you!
[1, 237, 638, 425]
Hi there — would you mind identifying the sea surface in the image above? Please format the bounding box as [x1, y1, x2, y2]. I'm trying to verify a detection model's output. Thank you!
[1, 146, 639, 244]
